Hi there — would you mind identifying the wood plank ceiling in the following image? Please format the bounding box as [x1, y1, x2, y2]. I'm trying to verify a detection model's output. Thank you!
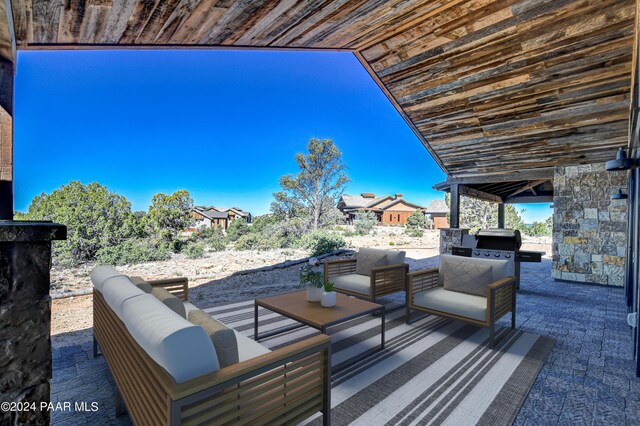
[7, 0, 636, 178]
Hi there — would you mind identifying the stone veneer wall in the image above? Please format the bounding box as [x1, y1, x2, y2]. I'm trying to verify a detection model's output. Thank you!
[0, 222, 65, 425]
[552, 164, 628, 286]
[439, 228, 469, 254]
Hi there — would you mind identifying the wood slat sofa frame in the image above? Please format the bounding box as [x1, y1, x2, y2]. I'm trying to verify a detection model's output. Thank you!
[93, 277, 332, 425]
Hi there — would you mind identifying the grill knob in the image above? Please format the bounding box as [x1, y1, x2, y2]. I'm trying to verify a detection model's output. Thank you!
[474, 252, 480, 256]
[484, 253, 490, 257]
[505, 254, 511, 259]
[494, 254, 500, 258]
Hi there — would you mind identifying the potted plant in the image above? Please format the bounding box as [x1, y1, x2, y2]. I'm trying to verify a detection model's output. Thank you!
[321, 281, 336, 308]
[300, 265, 323, 302]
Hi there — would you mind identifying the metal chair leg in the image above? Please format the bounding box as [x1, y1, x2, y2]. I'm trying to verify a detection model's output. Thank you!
[489, 325, 495, 349]
[115, 387, 127, 417]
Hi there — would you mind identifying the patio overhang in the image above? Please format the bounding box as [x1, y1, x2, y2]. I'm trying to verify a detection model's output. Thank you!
[0, 1, 639, 420]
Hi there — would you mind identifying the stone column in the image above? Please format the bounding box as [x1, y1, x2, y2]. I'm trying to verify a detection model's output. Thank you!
[552, 164, 628, 285]
[0, 221, 66, 425]
[439, 228, 469, 254]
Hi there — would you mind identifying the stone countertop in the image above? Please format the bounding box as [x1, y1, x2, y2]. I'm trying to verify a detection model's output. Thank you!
[0, 221, 66, 241]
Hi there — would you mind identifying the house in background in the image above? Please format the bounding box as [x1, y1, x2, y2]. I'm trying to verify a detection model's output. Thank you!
[191, 205, 252, 230]
[424, 200, 450, 229]
[337, 193, 425, 225]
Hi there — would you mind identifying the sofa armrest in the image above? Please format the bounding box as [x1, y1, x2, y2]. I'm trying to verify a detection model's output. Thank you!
[407, 268, 439, 305]
[487, 277, 516, 322]
[146, 277, 189, 301]
[171, 334, 331, 401]
[324, 258, 357, 282]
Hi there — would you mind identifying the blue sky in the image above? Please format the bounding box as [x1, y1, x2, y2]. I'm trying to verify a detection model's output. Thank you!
[14, 49, 551, 223]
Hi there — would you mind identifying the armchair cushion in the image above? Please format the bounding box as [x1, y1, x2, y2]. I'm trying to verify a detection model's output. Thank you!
[443, 262, 493, 297]
[413, 287, 486, 322]
[332, 273, 371, 296]
[355, 247, 407, 276]
[355, 249, 388, 276]
[438, 255, 510, 288]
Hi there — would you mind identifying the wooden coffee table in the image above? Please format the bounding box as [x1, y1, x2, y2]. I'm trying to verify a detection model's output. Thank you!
[254, 291, 385, 372]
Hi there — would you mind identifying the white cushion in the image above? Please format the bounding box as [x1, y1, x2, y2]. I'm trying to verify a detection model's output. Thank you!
[183, 302, 200, 315]
[122, 294, 219, 383]
[438, 255, 509, 287]
[332, 273, 370, 296]
[413, 287, 487, 322]
[100, 276, 146, 320]
[91, 265, 125, 292]
[235, 332, 271, 362]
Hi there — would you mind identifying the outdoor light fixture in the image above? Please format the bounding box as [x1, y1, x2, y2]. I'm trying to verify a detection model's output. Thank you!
[611, 189, 628, 200]
[606, 147, 636, 171]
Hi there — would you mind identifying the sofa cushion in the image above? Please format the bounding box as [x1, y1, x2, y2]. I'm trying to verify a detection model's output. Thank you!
[438, 255, 510, 288]
[332, 273, 370, 296]
[356, 248, 388, 276]
[413, 287, 487, 322]
[91, 265, 125, 292]
[235, 331, 271, 362]
[100, 276, 146, 320]
[183, 302, 200, 316]
[152, 287, 187, 318]
[189, 310, 239, 368]
[122, 294, 219, 383]
[129, 276, 153, 293]
[443, 262, 493, 297]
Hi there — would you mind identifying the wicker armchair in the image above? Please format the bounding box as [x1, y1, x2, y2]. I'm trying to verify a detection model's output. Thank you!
[324, 248, 409, 303]
[406, 255, 516, 348]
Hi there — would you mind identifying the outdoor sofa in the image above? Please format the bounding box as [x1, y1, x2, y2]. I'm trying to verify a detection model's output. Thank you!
[91, 266, 331, 425]
[324, 247, 409, 303]
[406, 254, 516, 348]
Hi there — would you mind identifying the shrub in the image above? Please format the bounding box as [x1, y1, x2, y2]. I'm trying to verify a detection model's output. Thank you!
[235, 234, 260, 250]
[227, 219, 250, 242]
[183, 241, 205, 259]
[354, 211, 377, 236]
[97, 238, 171, 265]
[389, 241, 395, 246]
[194, 226, 227, 251]
[300, 231, 345, 257]
[405, 210, 427, 237]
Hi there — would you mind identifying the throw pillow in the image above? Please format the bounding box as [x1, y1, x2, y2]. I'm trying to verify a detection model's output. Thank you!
[151, 287, 187, 318]
[129, 276, 153, 293]
[188, 310, 239, 368]
[443, 261, 493, 297]
[355, 248, 388, 276]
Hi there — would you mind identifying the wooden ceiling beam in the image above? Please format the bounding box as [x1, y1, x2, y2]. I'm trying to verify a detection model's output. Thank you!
[459, 185, 503, 204]
[506, 179, 550, 198]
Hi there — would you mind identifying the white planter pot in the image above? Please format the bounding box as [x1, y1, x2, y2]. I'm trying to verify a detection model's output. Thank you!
[321, 291, 336, 308]
[307, 286, 323, 302]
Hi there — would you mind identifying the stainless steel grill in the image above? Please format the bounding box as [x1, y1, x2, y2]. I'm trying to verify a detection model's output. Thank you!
[452, 228, 543, 288]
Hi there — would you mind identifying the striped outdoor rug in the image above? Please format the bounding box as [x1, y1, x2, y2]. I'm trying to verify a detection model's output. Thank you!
[203, 298, 554, 426]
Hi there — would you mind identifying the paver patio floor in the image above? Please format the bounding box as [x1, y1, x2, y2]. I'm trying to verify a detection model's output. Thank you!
[51, 259, 640, 425]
